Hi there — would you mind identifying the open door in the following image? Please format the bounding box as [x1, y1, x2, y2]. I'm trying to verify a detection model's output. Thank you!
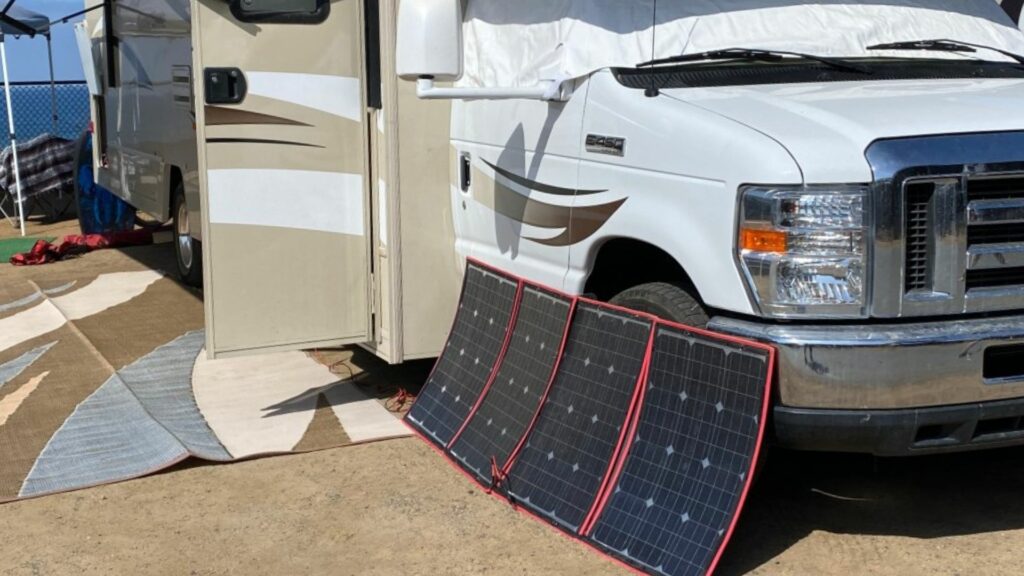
[192, 0, 371, 357]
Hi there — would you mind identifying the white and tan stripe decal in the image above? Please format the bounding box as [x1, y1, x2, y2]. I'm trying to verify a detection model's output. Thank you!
[245, 72, 362, 122]
[207, 169, 365, 237]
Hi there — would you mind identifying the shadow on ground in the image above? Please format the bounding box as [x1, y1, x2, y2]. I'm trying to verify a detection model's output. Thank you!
[718, 445, 1024, 574]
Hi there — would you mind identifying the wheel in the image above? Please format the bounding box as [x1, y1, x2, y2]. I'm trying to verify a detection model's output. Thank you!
[172, 183, 203, 288]
[609, 282, 709, 327]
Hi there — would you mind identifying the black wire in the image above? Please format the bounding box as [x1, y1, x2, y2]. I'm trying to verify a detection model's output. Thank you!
[51, 4, 106, 26]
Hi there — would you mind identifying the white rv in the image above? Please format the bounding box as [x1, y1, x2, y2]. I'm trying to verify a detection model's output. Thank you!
[84, 0, 1024, 456]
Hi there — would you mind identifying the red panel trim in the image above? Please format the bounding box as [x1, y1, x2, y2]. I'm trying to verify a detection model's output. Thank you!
[580, 317, 657, 536]
[411, 259, 778, 576]
[405, 419, 649, 576]
[655, 316, 777, 355]
[403, 263, 477, 431]
[585, 319, 655, 532]
[506, 487, 653, 576]
[403, 419, 490, 489]
[447, 280, 525, 449]
[501, 296, 579, 474]
[576, 316, 777, 572]
[706, 341, 775, 576]
[405, 259, 520, 438]
[575, 295, 662, 324]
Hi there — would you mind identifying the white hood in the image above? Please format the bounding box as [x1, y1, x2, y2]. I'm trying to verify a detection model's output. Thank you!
[660, 78, 1024, 182]
[461, 0, 1024, 87]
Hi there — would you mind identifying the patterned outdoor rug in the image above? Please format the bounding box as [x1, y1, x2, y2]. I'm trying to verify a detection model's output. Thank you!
[0, 245, 410, 503]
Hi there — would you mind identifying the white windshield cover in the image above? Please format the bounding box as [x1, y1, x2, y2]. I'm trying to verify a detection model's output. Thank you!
[461, 0, 1024, 87]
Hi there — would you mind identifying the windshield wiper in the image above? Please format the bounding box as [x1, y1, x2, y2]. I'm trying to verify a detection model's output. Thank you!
[867, 39, 1024, 65]
[636, 48, 872, 74]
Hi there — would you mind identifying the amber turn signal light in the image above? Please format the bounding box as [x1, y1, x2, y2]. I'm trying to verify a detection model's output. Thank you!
[741, 229, 787, 253]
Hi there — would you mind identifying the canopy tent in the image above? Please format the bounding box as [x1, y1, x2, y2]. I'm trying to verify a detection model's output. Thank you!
[0, 1, 55, 236]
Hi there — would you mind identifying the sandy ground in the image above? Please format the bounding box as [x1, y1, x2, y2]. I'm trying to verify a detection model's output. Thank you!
[3, 439, 1024, 576]
[0, 216, 81, 243]
[4, 217, 1024, 575]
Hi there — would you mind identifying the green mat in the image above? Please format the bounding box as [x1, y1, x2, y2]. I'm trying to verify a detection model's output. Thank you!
[0, 237, 54, 262]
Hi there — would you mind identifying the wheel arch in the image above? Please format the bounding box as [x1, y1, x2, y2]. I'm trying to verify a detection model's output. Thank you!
[582, 236, 707, 305]
[167, 165, 184, 215]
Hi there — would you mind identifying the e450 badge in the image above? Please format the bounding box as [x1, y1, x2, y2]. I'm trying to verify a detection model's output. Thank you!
[585, 134, 626, 157]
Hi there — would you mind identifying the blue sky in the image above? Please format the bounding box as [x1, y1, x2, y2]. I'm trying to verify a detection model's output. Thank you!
[5, 0, 86, 82]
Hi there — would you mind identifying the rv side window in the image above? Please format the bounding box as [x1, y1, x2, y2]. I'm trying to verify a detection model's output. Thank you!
[230, 0, 330, 24]
[364, 0, 382, 109]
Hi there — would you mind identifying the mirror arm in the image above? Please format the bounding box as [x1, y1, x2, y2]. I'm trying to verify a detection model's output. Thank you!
[415, 77, 569, 102]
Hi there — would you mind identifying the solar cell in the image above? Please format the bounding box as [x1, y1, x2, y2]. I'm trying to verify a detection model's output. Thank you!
[405, 262, 520, 448]
[449, 286, 574, 485]
[504, 301, 654, 532]
[586, 324, 773, 576]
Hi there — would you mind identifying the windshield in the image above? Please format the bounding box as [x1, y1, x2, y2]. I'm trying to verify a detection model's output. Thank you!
[458, 0, 1024, 88]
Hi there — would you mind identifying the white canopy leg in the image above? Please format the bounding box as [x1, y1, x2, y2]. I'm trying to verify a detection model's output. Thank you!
[0, 31, 24, 236]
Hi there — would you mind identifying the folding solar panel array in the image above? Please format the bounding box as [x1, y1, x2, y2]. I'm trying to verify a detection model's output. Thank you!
[406, 264, 519, 448]
[504, 302, 652, 532]
[449, 285, 574, 485]
[405, 260, 775, 576]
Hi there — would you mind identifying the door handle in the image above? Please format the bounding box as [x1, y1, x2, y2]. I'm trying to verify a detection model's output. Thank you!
[459, 153, 472, 193]
[204, 68, 247, 104]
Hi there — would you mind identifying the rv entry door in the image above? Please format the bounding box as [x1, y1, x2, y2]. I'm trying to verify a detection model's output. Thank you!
[192, 0, 371, 357]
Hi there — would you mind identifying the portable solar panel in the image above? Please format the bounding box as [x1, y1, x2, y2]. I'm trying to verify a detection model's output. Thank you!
[449, 285, 574, 485]
[586, 323, 773, 576]
[405, 262, 520, 448]
[504, 302, 654, 532]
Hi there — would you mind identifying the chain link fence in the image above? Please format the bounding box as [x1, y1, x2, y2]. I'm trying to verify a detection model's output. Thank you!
[0, 81, 90, 149]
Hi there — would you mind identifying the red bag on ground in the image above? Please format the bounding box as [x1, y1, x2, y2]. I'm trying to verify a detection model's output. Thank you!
[10, 229, 162, 266]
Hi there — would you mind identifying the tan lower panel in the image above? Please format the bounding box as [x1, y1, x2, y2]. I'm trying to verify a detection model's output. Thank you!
[396, 80, 459, 359]
[209, 224, 368, 354]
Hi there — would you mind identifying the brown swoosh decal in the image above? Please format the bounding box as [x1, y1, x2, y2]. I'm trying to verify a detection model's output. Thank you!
[205, 106, 311, 127]
[484, 159, 606, 196]
[476, 168, 572, 228]
[474, 168, 626, 247]
[206, 138, 323, 148]
[527, 198, 627, 246]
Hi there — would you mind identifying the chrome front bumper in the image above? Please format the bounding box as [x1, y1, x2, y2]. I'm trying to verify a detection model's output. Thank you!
[708, 313, 1024, 410]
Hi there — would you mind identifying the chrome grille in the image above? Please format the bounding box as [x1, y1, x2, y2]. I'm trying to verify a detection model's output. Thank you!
[968, 224, 1024, 245]
[867, 132, 1024, 318]
[904, 183, 933, 292]
[967, 268, 1024, 290]
[965, 175, 1024, 294]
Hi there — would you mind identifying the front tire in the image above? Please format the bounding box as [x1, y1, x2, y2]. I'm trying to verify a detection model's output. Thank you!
[609, 282, 709, 327]
[172, 184, 203, 288]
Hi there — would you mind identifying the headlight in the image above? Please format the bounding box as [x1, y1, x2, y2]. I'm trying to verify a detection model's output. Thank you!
[738, 186, 870, 318]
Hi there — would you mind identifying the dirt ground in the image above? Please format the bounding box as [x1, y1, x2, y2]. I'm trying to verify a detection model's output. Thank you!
[3, 439, 1024, 576]
[0, 217, 81, 243]
[4, 218, 1024, 575]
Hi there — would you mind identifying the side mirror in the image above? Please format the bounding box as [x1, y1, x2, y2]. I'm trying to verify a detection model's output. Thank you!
[396, 0, 568, 102]
[396, 0, 464, 82]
